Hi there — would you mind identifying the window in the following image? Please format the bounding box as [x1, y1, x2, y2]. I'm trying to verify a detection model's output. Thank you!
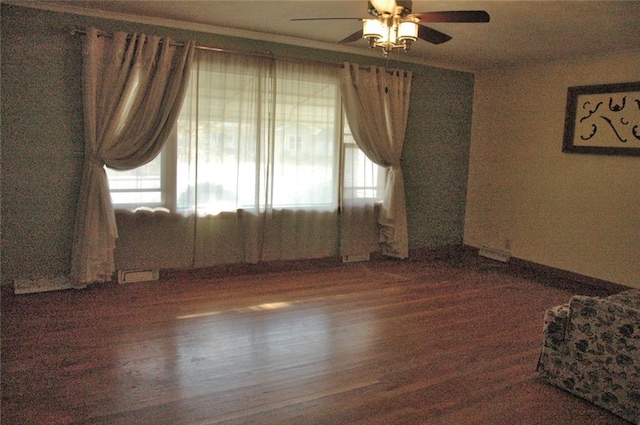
[105, 127, 178, 211]
[342, 123, 385, 200]
[106, 151, 165, 208]
[107, 51, 382, 214]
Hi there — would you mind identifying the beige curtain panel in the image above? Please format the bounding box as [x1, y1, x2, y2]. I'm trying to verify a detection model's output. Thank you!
[71, 28, 195, 284]
[339, 62, 412, 259]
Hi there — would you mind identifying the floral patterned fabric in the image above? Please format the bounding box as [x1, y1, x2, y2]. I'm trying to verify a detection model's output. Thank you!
[536, 289, 640, 424]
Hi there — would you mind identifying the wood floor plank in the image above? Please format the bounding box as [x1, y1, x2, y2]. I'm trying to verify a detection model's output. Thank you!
[1, 257, 631, 424]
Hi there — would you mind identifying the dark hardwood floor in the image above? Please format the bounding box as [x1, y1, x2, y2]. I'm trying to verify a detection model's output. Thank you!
[1, 253, 631, 424]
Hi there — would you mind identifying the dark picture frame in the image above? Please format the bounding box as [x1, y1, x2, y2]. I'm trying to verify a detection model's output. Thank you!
[562, 81, 640, 156]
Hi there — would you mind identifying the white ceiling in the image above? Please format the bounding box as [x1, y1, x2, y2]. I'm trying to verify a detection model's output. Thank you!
[13, 0, 640, 72]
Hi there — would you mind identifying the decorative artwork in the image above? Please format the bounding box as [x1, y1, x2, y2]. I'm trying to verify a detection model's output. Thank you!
[562, 81, 640, 156]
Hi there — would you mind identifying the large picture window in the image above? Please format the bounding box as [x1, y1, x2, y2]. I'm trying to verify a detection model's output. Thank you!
[106, 51, 382, 216]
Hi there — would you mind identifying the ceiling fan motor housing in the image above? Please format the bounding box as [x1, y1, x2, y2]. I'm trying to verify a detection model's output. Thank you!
[368, 1, 412, 18]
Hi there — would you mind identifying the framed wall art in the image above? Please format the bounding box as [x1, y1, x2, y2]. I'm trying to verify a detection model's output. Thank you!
[562, 81, 640, 156]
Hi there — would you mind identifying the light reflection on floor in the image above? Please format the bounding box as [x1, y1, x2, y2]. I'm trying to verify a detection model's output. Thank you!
[176, 301, 294, 319]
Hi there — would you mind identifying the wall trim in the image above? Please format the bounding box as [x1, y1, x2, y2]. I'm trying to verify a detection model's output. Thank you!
[463, 245, 631, 295]
[162, 243, 631, 295]
[161, 246, 466, 282]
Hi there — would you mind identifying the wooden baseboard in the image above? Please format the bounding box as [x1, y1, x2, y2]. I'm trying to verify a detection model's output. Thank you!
[463, 244, 631, 296]
[408, 244, 473, 262]
[509, 256, 630, 294]
[159, 243, 630, 297]
[161, 256, 345, 281]
[162, 245, 469, 281]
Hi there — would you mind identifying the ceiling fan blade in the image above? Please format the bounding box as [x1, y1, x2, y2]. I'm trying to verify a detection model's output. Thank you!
[409, 10, 490, 23]
[417, 25, 452, 45]
[339, 30, 364, 44]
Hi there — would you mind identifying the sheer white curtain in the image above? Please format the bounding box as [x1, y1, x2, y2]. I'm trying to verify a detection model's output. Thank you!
[176, 51, 341, 266]
[105, 53, 386, 271]
[339, 62, 412, 258]
[340, 124, 384, 258]
[71, 28, 194, 284]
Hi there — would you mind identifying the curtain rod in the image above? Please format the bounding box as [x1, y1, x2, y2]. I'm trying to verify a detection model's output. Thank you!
[70, 28, 337, 68]
[69, 28, 410, 75]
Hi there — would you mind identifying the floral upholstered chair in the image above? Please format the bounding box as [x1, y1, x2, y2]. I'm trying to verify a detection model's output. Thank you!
[536, 289, 640, 424]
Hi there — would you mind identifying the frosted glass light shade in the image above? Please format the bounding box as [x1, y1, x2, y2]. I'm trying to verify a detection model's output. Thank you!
[363, 19, 384, 39]
[379, 24, 396, 46]
[397, 21, 418, 41]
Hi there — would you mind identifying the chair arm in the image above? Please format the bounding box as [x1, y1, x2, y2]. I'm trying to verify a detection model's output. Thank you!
[566, 294, 640, 376]
[541, 303, 570, 350]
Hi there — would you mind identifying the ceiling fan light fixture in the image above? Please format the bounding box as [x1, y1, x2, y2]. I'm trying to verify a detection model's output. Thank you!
[362, 18, 417, 55]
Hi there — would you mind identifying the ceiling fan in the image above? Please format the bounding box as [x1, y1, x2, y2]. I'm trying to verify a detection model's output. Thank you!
[292, 0, 490, 56]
